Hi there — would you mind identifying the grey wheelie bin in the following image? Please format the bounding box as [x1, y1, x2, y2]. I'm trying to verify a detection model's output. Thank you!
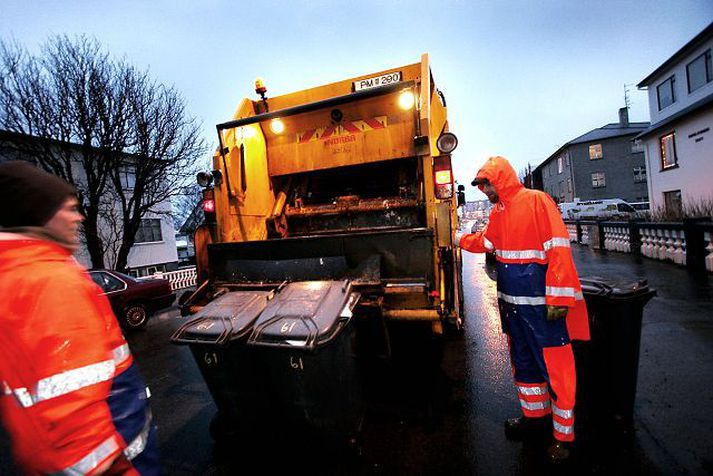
[575, 278, 656, 424]
[171, 290, 273, 439]
[247, 280, 363, 444]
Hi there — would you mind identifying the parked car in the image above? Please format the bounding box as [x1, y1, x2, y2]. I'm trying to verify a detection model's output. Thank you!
[559, 199, 638, 220]
[89, 269, 175, 330]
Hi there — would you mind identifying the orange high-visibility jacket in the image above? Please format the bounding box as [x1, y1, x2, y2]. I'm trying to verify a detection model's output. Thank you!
[0, 237, 147, 475]
[458, 157, 590, 341]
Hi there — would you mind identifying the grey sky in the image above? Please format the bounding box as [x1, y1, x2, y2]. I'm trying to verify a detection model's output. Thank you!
[1, 0, 711, 197]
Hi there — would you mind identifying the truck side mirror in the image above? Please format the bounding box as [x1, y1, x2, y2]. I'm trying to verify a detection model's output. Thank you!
[457, 185, 466, 207]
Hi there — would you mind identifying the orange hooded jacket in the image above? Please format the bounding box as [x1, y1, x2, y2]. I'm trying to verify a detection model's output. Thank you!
[0, 237, 140, 475]
[458, 157, 590, 341]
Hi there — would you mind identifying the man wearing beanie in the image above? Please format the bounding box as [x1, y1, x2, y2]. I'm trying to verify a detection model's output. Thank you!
[0, 161, 160, 474]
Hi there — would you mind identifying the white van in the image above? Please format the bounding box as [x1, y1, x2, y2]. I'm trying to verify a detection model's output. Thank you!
[559, 199, 638, 220]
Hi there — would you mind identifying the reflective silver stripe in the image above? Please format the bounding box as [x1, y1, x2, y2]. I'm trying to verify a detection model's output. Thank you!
[546, 286, 577, 298]
[496, 249, 546, 260]
[2, 381, 11, 396]
[543, 237, 571, 251]
[112, 344, 131, 366]
[54, 435, 119, 475]
[519, 399, 550, 411]
[517, 385, 548, 396]
[553, 420, 574, 435]
[575, 292, 584, 300]
[483, 236, 494, 251]
[552, 405, 574, 420]
[498, 292, 546, 306]
[11, 360, 115, 408]
[124, 410, 152, 460]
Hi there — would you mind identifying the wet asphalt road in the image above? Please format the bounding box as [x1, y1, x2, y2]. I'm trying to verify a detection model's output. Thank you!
[1, 245, 712, 475]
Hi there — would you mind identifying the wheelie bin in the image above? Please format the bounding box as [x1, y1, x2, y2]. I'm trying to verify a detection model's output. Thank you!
[247, 280, 363, 445]
[575, 278, 656, 424]
[171, 290, 273, 440]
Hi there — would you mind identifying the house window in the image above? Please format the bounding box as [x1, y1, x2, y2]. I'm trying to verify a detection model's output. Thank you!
[589, 144, 602, 160]
[567, 177, 572, 194]
[687, 49, 712, 93]
[119, 163, 136, 190]
[135, 218, 163, 243]
[591, 172, 606, 188]
[660, 132, 677, 169]
[657, 76, 675, 110]
[631, 140, 644, 153]
[633, 165, 647, 183]
[557, 157, 564, 174]
[663, 190, 682, 216]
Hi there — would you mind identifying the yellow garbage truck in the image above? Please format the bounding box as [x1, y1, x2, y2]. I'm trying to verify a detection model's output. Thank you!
[185, 53, 464, 338]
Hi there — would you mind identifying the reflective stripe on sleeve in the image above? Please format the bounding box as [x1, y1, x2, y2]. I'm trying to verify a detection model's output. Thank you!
[496, 249, 546, 260]
[575, 291, 584, 300]
[552, 405, 574, 420]
[519, 399, 551, 411]
[10, 360, 115, 408]
[53, 435, 119, 476]
[517, 385, 548, 396]
[553, 420, 574, 435]
[545, 286, 577, 298]
[483, 236, 494, 251]
[112, 344, 131, 367]
[124, 410, 152, 461]
[498, 292, 546, 306]
[543, 237, 571, 251]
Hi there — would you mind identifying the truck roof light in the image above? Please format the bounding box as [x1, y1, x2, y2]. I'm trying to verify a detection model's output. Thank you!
[196, 171, 213, 187]
[255, 77, 267, 95]
[398, 90, 415, 110]
[270, 118, 285, 134]
[436, 132, 458, 153]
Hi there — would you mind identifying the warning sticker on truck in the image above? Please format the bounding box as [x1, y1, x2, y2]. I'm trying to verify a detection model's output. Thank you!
[297, 116, 387, 144]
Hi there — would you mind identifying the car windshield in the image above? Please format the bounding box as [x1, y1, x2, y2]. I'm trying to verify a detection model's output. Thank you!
[114, 271, 138, 282]
[617, 203, 636, 213]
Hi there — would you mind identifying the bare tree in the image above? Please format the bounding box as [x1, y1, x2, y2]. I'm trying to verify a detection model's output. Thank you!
[0, 35, 205, 270]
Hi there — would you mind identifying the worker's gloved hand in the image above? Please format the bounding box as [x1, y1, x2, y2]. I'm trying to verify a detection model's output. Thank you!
[546, 305, 568, 321]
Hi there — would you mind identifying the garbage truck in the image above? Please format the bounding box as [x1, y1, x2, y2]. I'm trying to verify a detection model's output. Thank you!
[173, 54, 464, 445]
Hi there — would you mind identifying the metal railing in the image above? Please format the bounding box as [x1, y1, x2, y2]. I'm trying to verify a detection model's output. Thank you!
[564, 219, 712, 273]
[142, 266, 197, 290]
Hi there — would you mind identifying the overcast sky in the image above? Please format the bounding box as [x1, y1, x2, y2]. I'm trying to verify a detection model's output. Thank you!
[1, 0, 711, 200]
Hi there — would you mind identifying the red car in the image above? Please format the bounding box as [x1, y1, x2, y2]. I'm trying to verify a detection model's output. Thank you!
[89, 269, 175, 330]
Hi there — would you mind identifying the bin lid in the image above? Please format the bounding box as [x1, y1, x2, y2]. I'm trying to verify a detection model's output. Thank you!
[248, 280, 359, 350]
[580, 277, 654, 300]
[171, 290, 271, 345]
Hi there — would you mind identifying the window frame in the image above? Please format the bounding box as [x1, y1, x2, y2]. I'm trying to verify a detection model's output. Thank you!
[633, 165, 647, 183]
[588, 144, 603, 160]
[659, 132, 678, 170]
[657, 76, 676, 110]
[591, 172, 606, 189]
[135, 218, 164, 244]
[686, 49, 712, 93]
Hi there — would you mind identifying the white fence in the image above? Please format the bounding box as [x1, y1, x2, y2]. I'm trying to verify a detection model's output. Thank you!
[142, 266, 197, 291]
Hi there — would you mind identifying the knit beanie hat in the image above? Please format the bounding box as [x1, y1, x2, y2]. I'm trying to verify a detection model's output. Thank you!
[0, 161, 77, 228]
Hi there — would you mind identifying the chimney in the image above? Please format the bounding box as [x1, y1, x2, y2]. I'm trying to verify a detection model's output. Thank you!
[618, 107, 629, 127]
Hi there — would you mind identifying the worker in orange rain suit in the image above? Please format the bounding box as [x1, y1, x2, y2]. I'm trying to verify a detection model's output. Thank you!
[456, 156, 590, 463]
[0, 161, 160, 475]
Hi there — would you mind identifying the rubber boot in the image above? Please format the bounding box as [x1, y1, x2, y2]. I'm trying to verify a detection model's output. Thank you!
[503, 416, 550, 441]
[546, 440, 571, 463]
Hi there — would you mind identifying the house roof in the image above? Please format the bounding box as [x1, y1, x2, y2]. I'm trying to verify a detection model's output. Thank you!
[637, 22, 713, 88]
[635, 94, 713, 140]
[535, 121, 650, 171]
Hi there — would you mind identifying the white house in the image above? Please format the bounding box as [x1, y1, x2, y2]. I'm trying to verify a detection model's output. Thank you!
[636, 22, 713, 215]
[0, 130, 178, 276]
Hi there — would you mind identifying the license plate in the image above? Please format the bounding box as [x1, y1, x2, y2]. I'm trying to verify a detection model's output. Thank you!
[353, 71, 402, 92]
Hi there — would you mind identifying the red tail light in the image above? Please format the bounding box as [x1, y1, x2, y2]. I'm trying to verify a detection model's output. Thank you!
[433, 155, 454, 199]
[202, 189, 216, 214]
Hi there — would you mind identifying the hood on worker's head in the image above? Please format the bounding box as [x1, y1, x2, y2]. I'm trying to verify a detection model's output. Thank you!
[472, 156, 523, 202]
